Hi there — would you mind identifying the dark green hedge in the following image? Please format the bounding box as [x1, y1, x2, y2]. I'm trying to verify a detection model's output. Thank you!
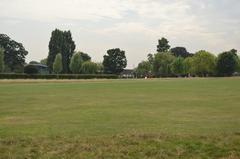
[0, 74, 118, 79]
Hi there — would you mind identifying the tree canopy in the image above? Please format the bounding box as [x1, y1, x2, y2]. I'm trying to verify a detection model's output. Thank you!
[0, 47, 4, 72]
[0, 34, 28, 72]
[157, 37, 170, 52]
[53, 53, 63, 74]
[69, 52, 82, 74]
[78, 52, 91, 62]
[81, 61, 98, 74]
[136, 61, 152, 77]
[171, 57, 185, 76]
[47, 29, 75, 73]
[153, 52, 175, 77]
[170, 47, 191, 58]
[103, 48, 127, 74]
[191, 50, 216, 76]
[216, 49, 239, 76]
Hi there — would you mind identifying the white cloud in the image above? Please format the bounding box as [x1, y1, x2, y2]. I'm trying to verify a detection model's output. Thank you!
[0, 0, 239, 67]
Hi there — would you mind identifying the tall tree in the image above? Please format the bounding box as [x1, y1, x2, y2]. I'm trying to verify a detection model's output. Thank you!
[53, 53, 63, 74]
[0, 34, 28, 72]
[157, 37, 170, 52]
[147, 53, 154, 65]
[170, 47, 190, 58]
[69, 52, 82, 74]
[216, 49, 239, 76]
[192, 50, 216, 76]
[81, 61, 98, 74]
[0, 47, 4, 72]
[171, 57, 185, 76]
[183, 57, 194, 76]
[153, 52, 175, 77]
[47, 29, 75, 73]
[136, 61, 152, 77]
[103, 48, 127, 74]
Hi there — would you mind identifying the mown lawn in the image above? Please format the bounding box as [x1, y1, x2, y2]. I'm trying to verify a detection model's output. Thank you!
[0, 78, 240, 158]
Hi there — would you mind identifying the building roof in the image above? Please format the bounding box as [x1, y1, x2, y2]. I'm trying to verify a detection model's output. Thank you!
[26, 64, 48, 68]
[121, 69, 134, 74]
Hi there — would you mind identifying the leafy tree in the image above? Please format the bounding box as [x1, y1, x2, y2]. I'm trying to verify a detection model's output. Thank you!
[103, 48, 127, 74]
[153, 52, 175, 77]
[69, 52, 82, 74]
[79, 52, 91, 62]
[0, 34, 28, 72]
[216, 49, 239, 76]
[0, 47, 4, 72]
[53, 53, 63, 74]
[192, 50, 216, 76]
[171, 57, 185, 76]
[183, 57, 194, 76]
[157, 37, 170, 52]
[47, 29, 75, 73]
[40, 58, 47, 65]
[136, 61, 152, 77]
[81, 61, 98, 74]
[170, 47, 190, 58]
[238, 56, 240, 72]
[147, 53, 154, 65]
[24, 65, 38, 74]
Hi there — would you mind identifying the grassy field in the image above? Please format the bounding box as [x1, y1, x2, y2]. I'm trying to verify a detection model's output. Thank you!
[0, 78, 240, 158]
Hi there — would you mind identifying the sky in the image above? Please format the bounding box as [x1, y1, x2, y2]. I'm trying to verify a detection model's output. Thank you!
[0, 0, 240, 68]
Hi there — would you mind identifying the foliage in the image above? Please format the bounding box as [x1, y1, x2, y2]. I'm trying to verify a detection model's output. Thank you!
[77, 51, 91, 62]
[40, 58, 47, 65]
[171, 57, 185, 76]
[216, 49, 239, 76]
[53, 53, 63, 74]
[136, 61, 152, 77]
[0, 34, 28, 72]
[191, 50, 216, 76]
[81, 61, 98, 74]
[170, 47, 190, 58]
[157, 37, 170, 52]
[103, 48, 127, 74]
[24, 65, 38, 74]
[0, 47, 4, 72]
[147, 53, 154, 65]
[47, 29, 75, 73]
[153, 52, 175, 77]
[69, 52, 82, 74]
[183, 57, 194, 75]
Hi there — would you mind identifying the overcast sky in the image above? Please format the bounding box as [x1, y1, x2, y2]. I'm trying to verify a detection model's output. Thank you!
[0, 0, 239, 68]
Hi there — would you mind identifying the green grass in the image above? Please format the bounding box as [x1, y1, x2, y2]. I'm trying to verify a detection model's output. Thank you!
[0, 78, 240, 158]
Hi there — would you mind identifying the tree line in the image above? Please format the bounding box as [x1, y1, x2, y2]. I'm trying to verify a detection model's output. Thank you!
[0, 30, 240, 77]
[136, 37, 240, 77]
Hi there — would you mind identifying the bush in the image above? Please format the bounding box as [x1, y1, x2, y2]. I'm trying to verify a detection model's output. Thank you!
[0, 73, 118, 79]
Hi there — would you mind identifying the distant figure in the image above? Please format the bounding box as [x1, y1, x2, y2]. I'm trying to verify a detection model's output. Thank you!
[145, 76, 148, 79]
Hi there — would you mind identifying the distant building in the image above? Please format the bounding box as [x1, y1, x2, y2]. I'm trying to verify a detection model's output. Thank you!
[120, 69, 135, 78]
[24, 64, 49, 74]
